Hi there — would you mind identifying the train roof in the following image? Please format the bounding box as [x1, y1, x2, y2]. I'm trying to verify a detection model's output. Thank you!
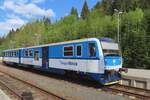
[23, 38, 101, 49]
[2, 48, 23, 52]
[99, 37, 115, 42]
[2, 37, 117, 51]
[2, 38, 99, 51]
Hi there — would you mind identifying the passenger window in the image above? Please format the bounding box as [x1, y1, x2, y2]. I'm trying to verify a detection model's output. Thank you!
[11, 52, 13, 57]
[64, 46, 73, 56]
[76, 45, 82, 56]
[89, 43, 96, 57]
[14, 52, 16, 56]
[29, 50, 33, 56]
[25, 50, 28, 57]
[34, 51, 39, 61]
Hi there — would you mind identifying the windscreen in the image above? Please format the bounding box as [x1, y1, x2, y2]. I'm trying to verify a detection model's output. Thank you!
[103, 49, 120, 56]
[100, 39, 121, 56]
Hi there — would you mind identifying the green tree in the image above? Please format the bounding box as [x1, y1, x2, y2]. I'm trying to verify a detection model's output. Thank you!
[70, 7, 78, 18]
[138, 0, 150, 9]
[81, 1, 90, 19]
[101, 0, 113, 14]
[43, 17, 51, 26]
[143, 9, 150, 34]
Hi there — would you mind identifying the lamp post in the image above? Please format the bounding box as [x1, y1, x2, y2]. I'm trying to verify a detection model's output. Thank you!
[114, 9, 123, 43]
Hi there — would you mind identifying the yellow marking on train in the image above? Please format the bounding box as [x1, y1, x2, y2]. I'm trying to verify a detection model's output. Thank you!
[104, 81, 120, 85]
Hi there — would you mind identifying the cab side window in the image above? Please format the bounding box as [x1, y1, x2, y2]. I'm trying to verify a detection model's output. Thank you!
[89, 43, 96, 57]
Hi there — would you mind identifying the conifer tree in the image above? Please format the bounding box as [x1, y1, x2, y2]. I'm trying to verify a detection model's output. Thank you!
[43, 17, 51, 25]
[101, 0, 113, 14]
[70, 7, 78, 18]
[81, 1, 90, 19]
[93, 1, 101, 10]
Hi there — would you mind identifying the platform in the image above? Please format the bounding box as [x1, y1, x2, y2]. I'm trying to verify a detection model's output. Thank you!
[0, 89, 11, 100]
[122, 68, 150, 90]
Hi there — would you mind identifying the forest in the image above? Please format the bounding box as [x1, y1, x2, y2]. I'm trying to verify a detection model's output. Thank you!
[0, 0, 150, 69]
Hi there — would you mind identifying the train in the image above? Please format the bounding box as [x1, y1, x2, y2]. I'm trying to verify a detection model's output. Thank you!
[1, 38, 126, 85]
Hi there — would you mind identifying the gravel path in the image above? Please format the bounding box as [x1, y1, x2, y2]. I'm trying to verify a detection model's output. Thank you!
[0, 64, 130, 100]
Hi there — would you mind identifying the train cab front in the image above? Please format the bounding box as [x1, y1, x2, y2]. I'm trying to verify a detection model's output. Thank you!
[99, 38, 123, 85]
[99, 54, 122, 85]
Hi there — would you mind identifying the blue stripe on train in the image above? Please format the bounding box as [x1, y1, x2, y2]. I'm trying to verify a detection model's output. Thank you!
[104, 56, 121, 66]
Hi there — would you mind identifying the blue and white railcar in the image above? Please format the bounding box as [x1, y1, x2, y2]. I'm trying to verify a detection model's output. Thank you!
[2, 49, 20, 64]
[2, 38, 123, 85]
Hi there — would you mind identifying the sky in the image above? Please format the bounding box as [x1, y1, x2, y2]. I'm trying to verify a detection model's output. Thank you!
[0, 0, 99, 37]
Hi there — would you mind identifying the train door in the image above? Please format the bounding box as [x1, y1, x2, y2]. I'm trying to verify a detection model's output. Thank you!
[75, 44, 84, 72]
[19, 50, 21, 64]
[42, 46, 49, 69]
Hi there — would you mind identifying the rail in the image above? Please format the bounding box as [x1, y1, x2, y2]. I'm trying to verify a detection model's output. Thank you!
[0, 70, 65, 100]
[0, 79, 23, 99]
[103, 84, 150, 99]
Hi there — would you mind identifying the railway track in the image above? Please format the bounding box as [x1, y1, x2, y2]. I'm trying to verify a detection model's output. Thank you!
[1, 63, 149, 100]
[0, 71, 64, 100]
[103, 84, 150, 99]
[0, 77, 22, 100]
